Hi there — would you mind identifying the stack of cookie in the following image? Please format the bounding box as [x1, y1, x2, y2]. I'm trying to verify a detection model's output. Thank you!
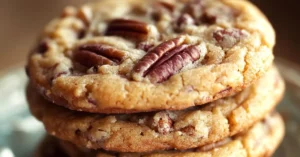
[25, 0, 285, 156]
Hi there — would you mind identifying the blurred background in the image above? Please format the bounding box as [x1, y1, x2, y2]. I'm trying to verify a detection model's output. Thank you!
[0, 0, 299, 73]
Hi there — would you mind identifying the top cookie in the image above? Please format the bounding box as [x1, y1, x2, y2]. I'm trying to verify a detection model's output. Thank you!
[27, 0, 275, 113]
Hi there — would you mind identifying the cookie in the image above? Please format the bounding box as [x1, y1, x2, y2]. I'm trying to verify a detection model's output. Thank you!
[27, 67, 284, 152]
[38, 112, 285, 157]
[26, 0, 275, 113]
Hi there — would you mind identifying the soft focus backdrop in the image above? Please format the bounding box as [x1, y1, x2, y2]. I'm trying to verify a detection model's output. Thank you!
[0, 0, 299, 71]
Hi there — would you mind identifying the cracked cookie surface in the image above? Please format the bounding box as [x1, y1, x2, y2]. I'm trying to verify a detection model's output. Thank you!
[26, 0, 275, 113]
[27, 67, 284, 152]
[36, 112, 284, 157]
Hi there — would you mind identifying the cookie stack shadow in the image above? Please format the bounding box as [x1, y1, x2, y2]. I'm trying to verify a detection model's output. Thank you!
[25, 0, 285, 157]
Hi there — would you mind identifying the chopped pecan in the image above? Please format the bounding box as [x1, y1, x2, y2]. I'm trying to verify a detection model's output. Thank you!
[151, 112, 173, 134]
[105, 19, 149, 41]
[201, 6, 238, 25]
[36, 40, 49, 54]
[73, 44, 124, 68]
[133, 37, 201, 83]
[200, 12, 217, 24]
[136, 42, 154, 52]
[157, 1, 175, 12]
[213, 28, 248, 48]
[151, 1, 175, 21]
[78, 29, 86, 39]
[182, 0, 204, 19]
[87, 128, 109, 143]
[87, 93, 97, 106]
[181, 125, 196, 136]
[175, 13, 195, 32]
[49, 63, 71, 83]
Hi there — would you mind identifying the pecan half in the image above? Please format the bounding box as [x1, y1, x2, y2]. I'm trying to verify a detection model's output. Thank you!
[133, 37, 201, 83]
[213, 28, 248, 49]
[73, 44, 124, 68]
[133, 37, 185, 74]
[105, 19, 149, 41]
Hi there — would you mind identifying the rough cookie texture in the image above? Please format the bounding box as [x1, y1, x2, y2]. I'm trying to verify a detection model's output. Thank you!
[36, 113, 285, 157]
[27, 67, 284, 152]
[27, 0, 275, 113]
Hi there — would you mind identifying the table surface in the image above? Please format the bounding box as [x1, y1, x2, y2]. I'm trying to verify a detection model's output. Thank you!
[0, 0, 299, 72]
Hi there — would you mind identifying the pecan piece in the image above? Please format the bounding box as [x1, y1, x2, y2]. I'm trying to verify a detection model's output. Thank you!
[78, 29, 87, 39]
[36, 40, 49, 54]
[105, 19, 149, 41]
[181, 125, 196, 136]
[213, 28, 248, 49]
[133, 37, 201, 83]
[157, 1, 175, 12]
[200, 12, 217, 24]
[174, 13, 195, 32]
[136, 42, 154, 52]
[151, 112, 173, 134]
[151, 1, 175, 21]
[133, 37, 185, 74]
[182, 0, 204, 19]
[73, 44, 124, 68]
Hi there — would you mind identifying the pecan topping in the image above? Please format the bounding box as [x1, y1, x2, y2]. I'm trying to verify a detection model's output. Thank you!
[73, 44, 124, 68]
[174, 0, 216, 30]
[157, 1, 175, 12]
[105, 19, 149, 41]
[151, 1, 175, 21]
[137, 42, 154, 52]
[133, 37, 201, 83]
[200, 12, 217, 24]
[182, 0, 204, 19]
[213, 28, 248, 49]
[175, 13, 195, 32]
